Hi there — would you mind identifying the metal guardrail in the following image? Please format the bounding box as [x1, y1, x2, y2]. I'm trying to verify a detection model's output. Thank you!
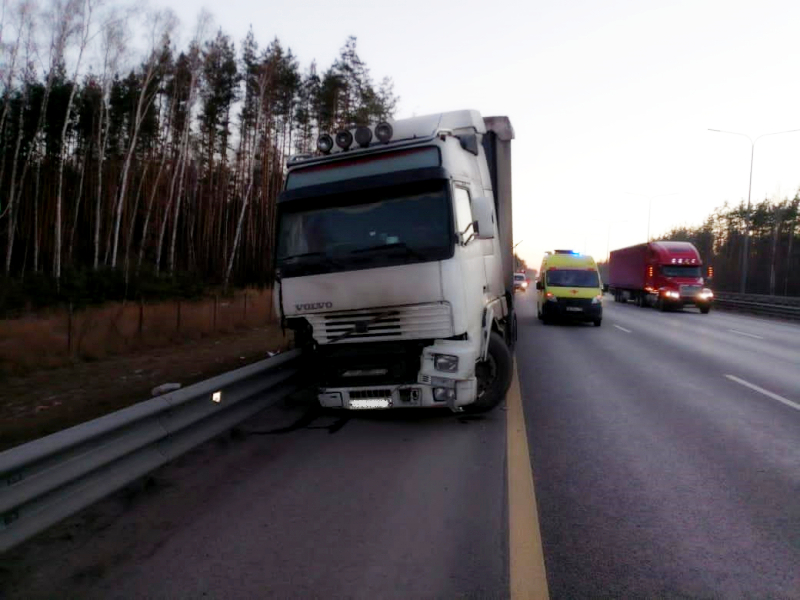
[713, 292, 800, 320]
[0, 349, 304, 553]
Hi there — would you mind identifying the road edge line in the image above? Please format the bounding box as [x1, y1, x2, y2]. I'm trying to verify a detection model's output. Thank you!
[507, 358, 549, 599]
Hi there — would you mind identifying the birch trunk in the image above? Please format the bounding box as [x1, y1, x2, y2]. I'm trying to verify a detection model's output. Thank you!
[53, 0, 93, 282]
[4, 77, 27, 274]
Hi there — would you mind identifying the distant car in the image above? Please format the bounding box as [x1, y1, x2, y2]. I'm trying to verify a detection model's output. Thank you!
[514, 272, 528, 292]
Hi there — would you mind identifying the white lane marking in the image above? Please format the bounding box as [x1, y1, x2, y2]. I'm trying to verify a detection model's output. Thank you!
[614, 325, 632, 333]
[724, 375, 800, 412]
[728, 329, 764, 340]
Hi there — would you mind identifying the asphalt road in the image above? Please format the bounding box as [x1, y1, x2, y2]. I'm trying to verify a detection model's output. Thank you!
[517, 293, 800, 598]
[1, 386, 512, 599]
[3, 292, 799, 598]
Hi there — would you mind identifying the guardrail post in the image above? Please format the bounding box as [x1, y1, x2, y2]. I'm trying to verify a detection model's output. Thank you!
[138, 298, 144, 339]
[67, 302, 73, 355]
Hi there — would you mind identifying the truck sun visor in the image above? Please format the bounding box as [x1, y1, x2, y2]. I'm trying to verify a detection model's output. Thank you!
[284, 147, 441, 190]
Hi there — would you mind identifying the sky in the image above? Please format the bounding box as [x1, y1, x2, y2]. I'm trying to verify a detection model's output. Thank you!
[143, 0, 800, 269]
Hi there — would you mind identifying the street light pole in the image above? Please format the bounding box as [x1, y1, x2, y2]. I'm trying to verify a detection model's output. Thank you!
[708, 127, 800, 293]
[625, 192, 680, 242]
[512, 241, 523, 271]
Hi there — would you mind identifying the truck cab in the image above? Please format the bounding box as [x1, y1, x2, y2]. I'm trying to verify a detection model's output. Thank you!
[647, 242, 714, 312]
[274, 111, 516, 412]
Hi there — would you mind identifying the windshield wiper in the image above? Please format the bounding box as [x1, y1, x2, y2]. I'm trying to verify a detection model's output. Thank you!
[350, 242, 427, 261]
[279, 251, 343, 268]
[280, 251, 326, 261]
[278, 252, 342, 268]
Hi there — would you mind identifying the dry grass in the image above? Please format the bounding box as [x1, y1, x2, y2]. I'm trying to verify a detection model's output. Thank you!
[0, 302, 291, 451]
[0, 289, 277, 375]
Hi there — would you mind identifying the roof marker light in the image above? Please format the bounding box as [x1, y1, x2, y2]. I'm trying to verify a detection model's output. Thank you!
[375, 122, 393, 143]
[355, 126, 373, 147]
[317, 134, 333, 154]
[335, 130, 353, 150]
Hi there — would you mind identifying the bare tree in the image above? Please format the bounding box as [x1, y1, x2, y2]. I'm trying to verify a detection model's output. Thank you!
[108, 8, 176, 268]
[137, 88, 174, 273]
[52, 0, 96, 282]
[224, 60, 269, 290]
[2, 0, 34, 274]
[0, 0, 29, 139]
[92, 13, 125, 269]
[154, 9, 209, 275]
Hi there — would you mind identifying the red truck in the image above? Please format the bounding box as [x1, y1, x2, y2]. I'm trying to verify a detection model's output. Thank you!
[608, 241, 714, 313]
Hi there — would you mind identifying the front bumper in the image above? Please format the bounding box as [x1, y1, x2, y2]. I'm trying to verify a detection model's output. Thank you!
[315, 338, 480, 411]
[661, 294, 714, 307]
[542, 299, 602, 321]
[318, 378, 478, 411]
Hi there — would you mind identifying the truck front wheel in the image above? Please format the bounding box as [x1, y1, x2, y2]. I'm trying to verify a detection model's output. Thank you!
[466, 332, 513, 413]
[699, 304, 711, 314]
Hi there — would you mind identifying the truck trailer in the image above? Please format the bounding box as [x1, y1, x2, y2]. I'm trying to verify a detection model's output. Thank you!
[608, 241, 714, 313]
[273, 110, 516, 413]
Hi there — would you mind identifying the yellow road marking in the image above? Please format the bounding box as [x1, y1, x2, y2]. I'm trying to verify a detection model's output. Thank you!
[507, 359, 549, 599]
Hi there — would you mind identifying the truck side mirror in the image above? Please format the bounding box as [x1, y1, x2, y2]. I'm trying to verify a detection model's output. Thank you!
[536, 281, 543, 290]
[471, 196, 495, 240]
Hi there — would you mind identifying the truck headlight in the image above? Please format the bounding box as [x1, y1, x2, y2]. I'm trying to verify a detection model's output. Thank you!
[592, 294, 602, 304]
[434, 354, 459, 372]
[433, 387, 456, 402]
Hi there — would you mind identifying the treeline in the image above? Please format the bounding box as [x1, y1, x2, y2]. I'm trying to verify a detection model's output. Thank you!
[660, 195, 800, 296]
[0, 0, 397, 312]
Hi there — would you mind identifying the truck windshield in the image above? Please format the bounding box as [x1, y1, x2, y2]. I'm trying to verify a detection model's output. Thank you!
[661, 265, 701, 277]
[276, 180, 452, 277]
[546, 269, 599, 288]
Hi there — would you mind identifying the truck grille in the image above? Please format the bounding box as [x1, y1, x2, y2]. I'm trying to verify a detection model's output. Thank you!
[349, 389, 392, 400]
[305, 303, 453, 344]
[680, 285, 702, 296]
[314, 341, 428, 387]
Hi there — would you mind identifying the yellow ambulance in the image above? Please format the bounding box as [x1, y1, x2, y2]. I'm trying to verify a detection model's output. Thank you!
[536, 250, 604, 326]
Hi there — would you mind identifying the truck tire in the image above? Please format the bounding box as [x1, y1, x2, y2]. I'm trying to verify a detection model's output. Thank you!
[657, 297, 666, 312]
[699, 305, 711, 314]
[593, 318, 602, 327]
[466, 332, 513, 413]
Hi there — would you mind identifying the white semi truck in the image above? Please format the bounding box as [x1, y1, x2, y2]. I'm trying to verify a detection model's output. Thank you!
[274, 110, 516, 412]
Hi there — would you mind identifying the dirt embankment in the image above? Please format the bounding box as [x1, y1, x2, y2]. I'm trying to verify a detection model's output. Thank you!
[0, 290, 291, 452]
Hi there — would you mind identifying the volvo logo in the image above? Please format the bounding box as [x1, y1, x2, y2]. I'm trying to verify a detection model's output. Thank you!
[296, 302, 333, 311]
